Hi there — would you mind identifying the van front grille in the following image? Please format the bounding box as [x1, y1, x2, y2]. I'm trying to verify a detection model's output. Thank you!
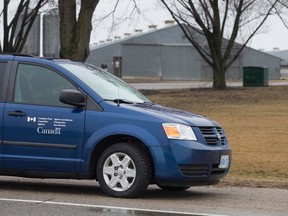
[199, 127, 226, 146]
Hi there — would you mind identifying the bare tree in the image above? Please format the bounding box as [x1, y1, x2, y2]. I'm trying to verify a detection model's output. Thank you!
[160, 0, 280, 89]
[0, 0, 48, 53]
[273, 0, 288, 29]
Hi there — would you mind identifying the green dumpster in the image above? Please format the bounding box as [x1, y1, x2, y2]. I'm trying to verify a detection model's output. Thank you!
[243, 66, 268, 87]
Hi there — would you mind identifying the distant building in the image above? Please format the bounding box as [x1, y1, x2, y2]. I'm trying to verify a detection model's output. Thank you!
[19, 11, 60, 58]
[21, 14, 41, 56]
[43, 11, 60, 58]
[267, 50, 288, 77]
[86, 24, 281, 81]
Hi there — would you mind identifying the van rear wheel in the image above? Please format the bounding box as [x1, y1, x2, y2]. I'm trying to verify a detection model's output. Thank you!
[96, 143, 151, 198]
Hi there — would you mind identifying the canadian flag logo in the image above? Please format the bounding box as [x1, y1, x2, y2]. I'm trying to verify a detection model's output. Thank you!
[27, 117, 37, 122]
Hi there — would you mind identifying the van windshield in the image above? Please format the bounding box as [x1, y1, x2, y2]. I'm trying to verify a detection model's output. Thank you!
[59, 62, 151, 104]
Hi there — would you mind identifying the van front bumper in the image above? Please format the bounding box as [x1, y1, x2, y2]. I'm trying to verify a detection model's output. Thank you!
[150, 140, 232, 186]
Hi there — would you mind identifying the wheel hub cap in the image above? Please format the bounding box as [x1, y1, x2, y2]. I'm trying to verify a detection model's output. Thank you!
[103, 152, 136, 192]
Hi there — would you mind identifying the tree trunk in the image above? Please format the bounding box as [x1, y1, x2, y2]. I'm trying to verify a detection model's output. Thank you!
[59, 0, 77, 60]
[59, 0, 99, 62]
[213, 66, 227, 89]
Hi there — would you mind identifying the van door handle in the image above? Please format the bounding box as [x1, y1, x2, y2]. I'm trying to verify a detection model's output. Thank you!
[8, 111, 27, 117]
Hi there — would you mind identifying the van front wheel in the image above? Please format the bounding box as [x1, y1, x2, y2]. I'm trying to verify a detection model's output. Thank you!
[96, 143, 151, 198]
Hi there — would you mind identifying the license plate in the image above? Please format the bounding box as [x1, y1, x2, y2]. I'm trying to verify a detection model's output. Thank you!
[219, 155, 229, 169]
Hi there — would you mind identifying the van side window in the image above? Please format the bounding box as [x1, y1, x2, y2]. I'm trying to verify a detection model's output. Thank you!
[0, 62, 7, 101]
[13, 64, 76, 107]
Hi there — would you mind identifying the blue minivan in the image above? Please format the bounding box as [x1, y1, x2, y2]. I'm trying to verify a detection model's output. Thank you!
[0, 54, 231, 197]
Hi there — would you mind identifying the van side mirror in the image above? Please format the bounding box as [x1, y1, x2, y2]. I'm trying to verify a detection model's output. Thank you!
[60, 89, 86, 107]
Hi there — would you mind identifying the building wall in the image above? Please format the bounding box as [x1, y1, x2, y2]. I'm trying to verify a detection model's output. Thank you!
[267, 50, 288, 77]
[161, 45, 202, 80]
[87, 43, 122, 74]
[122, 44, 162, 78]
[242, 48, 281, 79]
[88, 43, 203, 80]
[280, 66, 288, 77]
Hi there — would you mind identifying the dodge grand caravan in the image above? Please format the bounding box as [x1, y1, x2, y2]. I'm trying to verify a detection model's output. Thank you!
[0, 54, 231, 197]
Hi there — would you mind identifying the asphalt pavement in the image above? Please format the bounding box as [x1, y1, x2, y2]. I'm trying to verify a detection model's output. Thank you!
[0, 177, 287, 216]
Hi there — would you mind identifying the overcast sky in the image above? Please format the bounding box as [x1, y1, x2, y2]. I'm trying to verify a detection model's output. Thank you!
[91, 0, 288, 52]
[249, 16, 288, 51]
[1, 0, 288, 52]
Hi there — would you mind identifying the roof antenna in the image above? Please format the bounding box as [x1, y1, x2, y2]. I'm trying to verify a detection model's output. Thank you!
[117, 84, 120, 107]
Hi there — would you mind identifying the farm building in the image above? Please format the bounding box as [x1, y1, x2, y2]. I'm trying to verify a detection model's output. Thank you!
[86, 24, 281, 81]
[42, 11, 60, 58]
[267, 49, 288, 77]
[13, 12, 59, 57]
[21, 14, 41, 56]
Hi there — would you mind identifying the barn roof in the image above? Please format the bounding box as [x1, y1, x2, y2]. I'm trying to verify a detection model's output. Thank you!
[267, 50, 288, 66]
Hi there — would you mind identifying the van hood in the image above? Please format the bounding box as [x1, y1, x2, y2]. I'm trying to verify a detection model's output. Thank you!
[130, 103, 219, 127]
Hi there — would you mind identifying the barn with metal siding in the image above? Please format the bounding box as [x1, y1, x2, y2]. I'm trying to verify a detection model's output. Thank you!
[267, 50, 288, 77]
[86, 24, 281, 81]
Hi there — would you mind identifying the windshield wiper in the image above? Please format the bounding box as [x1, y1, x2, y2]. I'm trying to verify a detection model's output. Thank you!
[105, 99, 135, 105]
[105, 99, 153, 107]
[113, 99, 135, 104]
[134, 101, 154, 106]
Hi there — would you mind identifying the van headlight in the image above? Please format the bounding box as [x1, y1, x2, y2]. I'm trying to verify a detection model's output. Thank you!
[162, 123, 197, 140]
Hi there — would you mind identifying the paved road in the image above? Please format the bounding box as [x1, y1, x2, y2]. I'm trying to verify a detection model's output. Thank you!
[0, 177, 287, 216]
[130, 80, 288, 90]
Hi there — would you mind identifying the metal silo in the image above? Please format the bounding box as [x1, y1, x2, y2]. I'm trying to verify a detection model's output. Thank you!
[22, 14, 41, 56]
[43, 11, 60, 58]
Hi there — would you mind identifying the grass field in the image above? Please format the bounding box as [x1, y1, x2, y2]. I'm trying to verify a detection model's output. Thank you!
[142, 86, 288, 188]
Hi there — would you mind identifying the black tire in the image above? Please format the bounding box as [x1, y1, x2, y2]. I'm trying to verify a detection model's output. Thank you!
[157, 185, 191, 191]
[96, 143, 151, 198]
